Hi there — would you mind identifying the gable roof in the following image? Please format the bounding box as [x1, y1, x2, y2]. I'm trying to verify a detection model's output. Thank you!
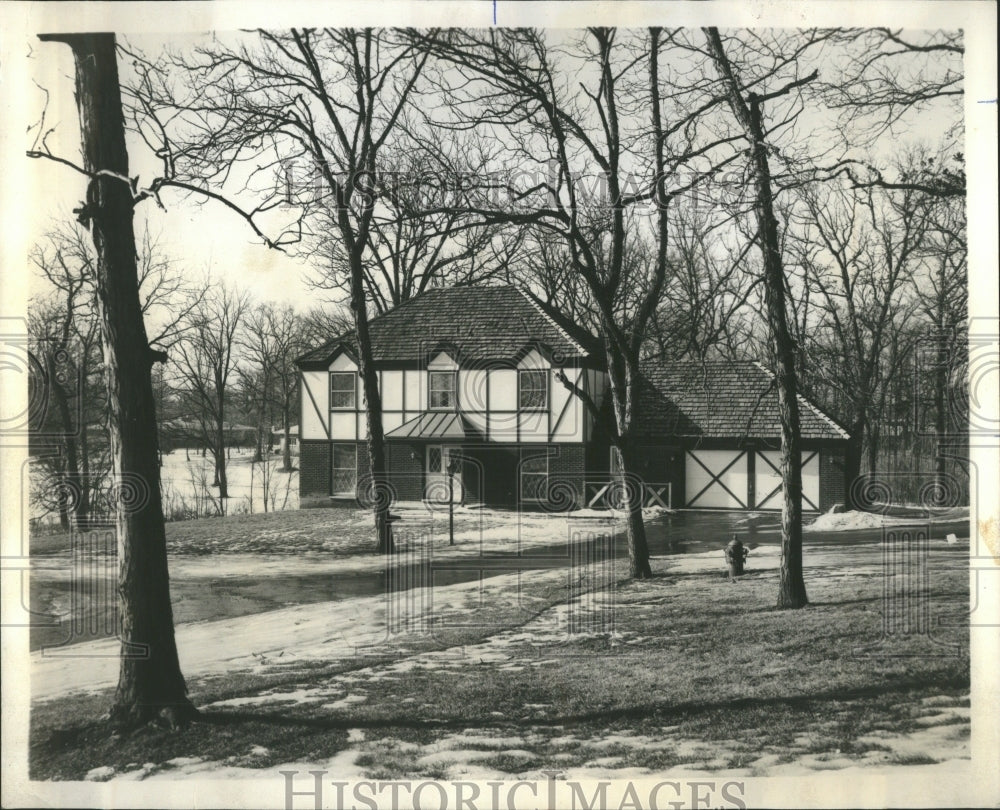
[635, 360, 850, 441]
[296, 285, 590, 368]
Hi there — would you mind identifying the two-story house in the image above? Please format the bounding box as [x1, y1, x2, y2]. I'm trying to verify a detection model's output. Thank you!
[296, 285, 850, 511]
[296, 285, 606, 508]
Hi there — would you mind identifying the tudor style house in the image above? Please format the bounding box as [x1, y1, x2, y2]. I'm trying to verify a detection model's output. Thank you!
[296, 285, 850, 512]
[296, 285, 606, 508]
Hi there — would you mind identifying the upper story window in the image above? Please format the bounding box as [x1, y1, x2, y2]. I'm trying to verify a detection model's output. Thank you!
[518, 369, 547, 410]
[330, 372, 356, 409]
[429, 371, 456, 410]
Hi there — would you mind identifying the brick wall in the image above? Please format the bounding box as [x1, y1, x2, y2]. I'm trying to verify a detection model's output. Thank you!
[300, 440, 331, 497]
[301, 440, 374, 503]
[819, 448, 847, 512]
[548, 444, 586, 510]
[387, 443, 424, 501]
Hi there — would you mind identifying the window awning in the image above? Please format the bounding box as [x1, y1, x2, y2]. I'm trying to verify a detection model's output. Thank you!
[385, 412, 485, 441]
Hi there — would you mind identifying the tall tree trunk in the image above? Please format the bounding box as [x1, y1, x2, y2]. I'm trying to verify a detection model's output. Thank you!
[214, 431, 228, 498]
[252, 420, 264, 463]
[706, 28, 808, 608]
[749, 100, 807, 608]
[866, 423, 880, 475]
[615, 443, 653, 579]
[40, 32, 195, 727]
[56, 452, 71, 532]
[934, 328, 948, 486]
[348, 249, 392, 554]
[281, 401, 292, 472]
[48, 354, 82, 529]
[844, 419, 865, 508]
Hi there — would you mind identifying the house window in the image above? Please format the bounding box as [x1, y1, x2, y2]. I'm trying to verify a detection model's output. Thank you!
[429, 371, 456, 409]
[520, 451, 549, 502]
[518, 369, 547, 410]
[330, 372, 356, 409]
[332, 443, 357, 494]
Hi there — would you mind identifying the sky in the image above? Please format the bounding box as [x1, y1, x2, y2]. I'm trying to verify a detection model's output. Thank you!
[14, 24, 970, 319]
[24, 34, 317, 309]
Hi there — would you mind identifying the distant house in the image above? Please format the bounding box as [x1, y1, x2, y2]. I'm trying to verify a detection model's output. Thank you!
[295, 285, 849, 512]
[271, 424, 299, 455]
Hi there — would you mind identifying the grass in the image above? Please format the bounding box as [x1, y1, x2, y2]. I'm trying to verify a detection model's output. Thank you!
[29, 537, 970, 781]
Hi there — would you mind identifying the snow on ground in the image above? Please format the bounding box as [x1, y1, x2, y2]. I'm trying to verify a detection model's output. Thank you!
[805, 506, 969, 533]
[41, 537, 972, 783]
[30, 569, 567, 701]
[159, 449, 299, 517]
[30, 538, 923, 702]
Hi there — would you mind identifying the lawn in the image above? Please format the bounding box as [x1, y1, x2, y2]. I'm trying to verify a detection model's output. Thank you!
[29, 525, 970, 782]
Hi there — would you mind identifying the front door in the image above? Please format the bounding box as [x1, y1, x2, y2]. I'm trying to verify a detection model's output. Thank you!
[425, 445, 463, 503]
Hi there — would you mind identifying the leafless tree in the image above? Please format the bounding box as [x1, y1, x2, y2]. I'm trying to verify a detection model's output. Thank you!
[240, 302, 310, 471]
[30, 33, 195, 727]
[410, 27, 762, 578]
[788, 176, 931, 492]
[129, 28, 439, 551]
[172, 281, 251, 506]
[703, 26, 829, 608]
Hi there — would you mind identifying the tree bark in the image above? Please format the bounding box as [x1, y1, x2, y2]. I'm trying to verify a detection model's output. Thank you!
[844, 420, 864, 506]
[615, 443, 653, 579]
[41, 32, 195, 727]
[749, 99, 807, 608]
[705, 28, 808, 608]
[348, 249, 392, 554]
[281, 402, 293, 472]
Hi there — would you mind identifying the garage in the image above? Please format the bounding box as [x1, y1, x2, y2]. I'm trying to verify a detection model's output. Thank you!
[635, 361, 850, 513]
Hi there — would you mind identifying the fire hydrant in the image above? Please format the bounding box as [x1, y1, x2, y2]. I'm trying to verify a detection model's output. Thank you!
[724, 534, 749, 579]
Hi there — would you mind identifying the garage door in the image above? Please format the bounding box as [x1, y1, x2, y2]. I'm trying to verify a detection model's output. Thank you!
[754, 450, 820, 511]
[685, 450, 748, 508]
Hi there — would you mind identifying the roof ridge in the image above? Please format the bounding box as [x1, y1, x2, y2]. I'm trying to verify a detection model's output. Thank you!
[517, 288, 589, 358]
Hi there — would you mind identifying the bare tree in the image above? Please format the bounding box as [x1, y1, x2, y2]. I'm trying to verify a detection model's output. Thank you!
[415, 27, 761, 578]
[910, 156, 968, 490]
[789, 177, 930, 491]
[32, 33, 194, 727]
[241, 303, 308, 472]
[131, 29, 438, 551]
[172, 281, 251, 506]
[704, 27, 823, 608]
[29, 225, 102, 528]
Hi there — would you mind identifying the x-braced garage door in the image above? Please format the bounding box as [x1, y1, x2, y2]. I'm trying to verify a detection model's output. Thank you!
[685, 449, 821, 510]
[685, 450, 748, 508]
[753, 450, 820, 511]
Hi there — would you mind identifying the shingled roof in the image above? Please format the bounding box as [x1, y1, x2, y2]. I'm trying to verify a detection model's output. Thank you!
[296, 285, 590, 368]
[635, 360, 850, 441]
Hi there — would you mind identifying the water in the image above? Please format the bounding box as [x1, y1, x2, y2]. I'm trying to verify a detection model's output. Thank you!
[29, 510, 968, 651]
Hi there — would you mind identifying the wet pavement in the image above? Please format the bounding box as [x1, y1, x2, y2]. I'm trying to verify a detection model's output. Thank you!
[28, 509, 969, 652]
